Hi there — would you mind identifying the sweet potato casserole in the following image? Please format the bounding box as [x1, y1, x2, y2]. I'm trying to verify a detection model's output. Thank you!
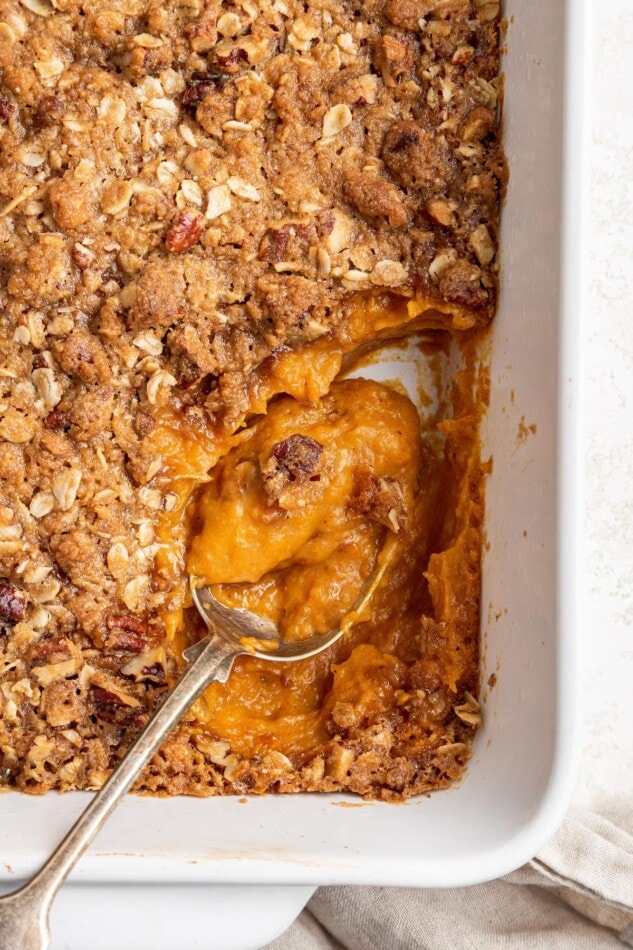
[0, 0, 504, 800]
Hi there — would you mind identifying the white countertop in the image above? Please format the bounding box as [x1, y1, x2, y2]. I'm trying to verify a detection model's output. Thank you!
[576, 0, 633, 809]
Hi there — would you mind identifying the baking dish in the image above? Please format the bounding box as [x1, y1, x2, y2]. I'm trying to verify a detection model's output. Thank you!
[0, 0, 587, 943]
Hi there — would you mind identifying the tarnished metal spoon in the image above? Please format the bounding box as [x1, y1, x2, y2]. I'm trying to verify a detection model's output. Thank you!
[0, 550, 391, 950]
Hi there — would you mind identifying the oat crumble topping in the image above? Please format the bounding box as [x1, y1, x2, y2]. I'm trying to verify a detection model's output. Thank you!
[0, 0, 503, 797]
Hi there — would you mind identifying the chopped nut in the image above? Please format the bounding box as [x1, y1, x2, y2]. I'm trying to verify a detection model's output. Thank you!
[44, 409, 71, 431]
[121, 646, 166, 683]
[106, 629, 148, 653]
[0, 582, 27, 624]
[32, 658, 77, 686]
[194, 737, 231, 765]
[323, 209, 355, 254]
[336, 32, 356, 52]
[222, 753, 241, 781]
[288, 17, 321, 51]
[71, 243, 95, 269]
[90, 684, 145, 726]
[165, 210, 205, 252]
[107, 613, 147, 636]
[182, 71, 224, 112]
[261, 751, 293, 776]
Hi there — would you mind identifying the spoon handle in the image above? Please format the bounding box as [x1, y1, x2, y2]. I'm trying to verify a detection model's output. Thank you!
[0, 635, 237, 950]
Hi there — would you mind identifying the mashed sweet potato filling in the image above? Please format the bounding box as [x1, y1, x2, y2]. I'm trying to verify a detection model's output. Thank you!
[152, 296, 484, 775]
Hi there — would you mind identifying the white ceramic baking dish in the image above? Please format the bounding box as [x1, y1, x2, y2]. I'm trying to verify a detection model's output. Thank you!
[0, 1, 587, 946]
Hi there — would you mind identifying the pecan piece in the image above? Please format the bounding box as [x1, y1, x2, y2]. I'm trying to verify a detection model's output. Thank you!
[213, 47, 248, 73]
[71, 243, 96, 270]
[105, 631, 148, 653]
[134, 409, 155, 437]
[261, 434, 326, 509]
[181, 71, 225, 112]
[272, 435, 323, 480]
[107, 614, 147, 636]
[90, 685, 146, 726]
[438, 260, 489, 310]
[0, 582, 26, 624]
[165, 210, 205, 253]
[33, 96, 67, 129]
[121, 647, 166, 683]
[106, 614, 148, 653]
[44, 409, 72, 431]
[29, 635, 72, 665]
[0, 96, 16, 122]
[350, 472, 406, 532]
[258, 228, 289, 262]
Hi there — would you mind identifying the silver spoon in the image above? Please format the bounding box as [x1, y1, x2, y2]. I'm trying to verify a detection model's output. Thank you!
[0, 550, 391, 950]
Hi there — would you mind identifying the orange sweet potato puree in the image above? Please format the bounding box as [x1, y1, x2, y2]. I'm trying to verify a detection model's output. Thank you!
[151, 294, 483, 760]
[187, 379, 422, 639]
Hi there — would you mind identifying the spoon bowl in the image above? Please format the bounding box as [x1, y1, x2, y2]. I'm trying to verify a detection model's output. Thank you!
[0, 539, 394, 950]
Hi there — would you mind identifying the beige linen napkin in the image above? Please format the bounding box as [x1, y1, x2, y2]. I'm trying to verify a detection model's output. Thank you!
[266, 804, 633, 949]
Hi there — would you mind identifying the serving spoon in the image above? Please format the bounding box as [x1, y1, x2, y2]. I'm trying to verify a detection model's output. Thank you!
[0, 552, 391, 950]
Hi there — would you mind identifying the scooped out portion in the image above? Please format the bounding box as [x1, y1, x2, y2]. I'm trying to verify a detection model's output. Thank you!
[186, 379, 423, 641]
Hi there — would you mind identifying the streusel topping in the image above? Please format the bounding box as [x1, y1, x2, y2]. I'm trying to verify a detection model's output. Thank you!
[0, 0, 502, 795]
